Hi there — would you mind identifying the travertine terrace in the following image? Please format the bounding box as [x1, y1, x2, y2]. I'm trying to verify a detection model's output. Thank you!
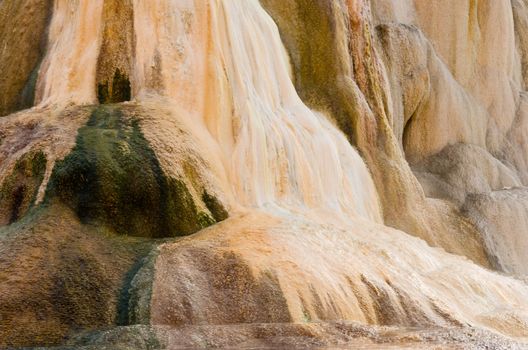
[2, 0, 528, 348]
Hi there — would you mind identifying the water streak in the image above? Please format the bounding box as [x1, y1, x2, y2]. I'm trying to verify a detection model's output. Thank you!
[35, 0, 104, 106]
[207, 0, 382, 220]
[129, 0, 382, 221]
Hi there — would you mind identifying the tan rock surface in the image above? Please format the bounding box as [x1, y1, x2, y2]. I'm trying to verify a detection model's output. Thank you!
[372, 0, 528, 276]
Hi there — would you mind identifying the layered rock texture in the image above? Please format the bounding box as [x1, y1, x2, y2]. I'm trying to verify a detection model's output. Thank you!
[2, 0, 528, 348]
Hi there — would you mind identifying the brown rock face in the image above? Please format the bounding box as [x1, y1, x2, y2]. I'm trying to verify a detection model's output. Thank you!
[0, 0, 51, 116]
[0, 204, 154, 346]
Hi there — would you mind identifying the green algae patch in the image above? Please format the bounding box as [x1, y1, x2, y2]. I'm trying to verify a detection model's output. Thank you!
[46, 105, 218, 238]
[0, 150, 47, 225]
[202, 190, 229, 222]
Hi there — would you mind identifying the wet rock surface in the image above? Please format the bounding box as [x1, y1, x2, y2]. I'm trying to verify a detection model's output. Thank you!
[44, 323, 528, 349]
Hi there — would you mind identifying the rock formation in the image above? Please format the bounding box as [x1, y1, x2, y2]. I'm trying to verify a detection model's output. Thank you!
[2, 0, 528, 348]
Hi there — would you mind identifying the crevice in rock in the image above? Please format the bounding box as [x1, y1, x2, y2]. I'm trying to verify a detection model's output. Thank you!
[9, 185, 26, 224]
[95, 0, 134, 104]
[0, 151, 47, 226]
[97, 68, 132, 104]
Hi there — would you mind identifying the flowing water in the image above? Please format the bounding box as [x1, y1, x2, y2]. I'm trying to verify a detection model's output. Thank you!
[207, 0, 382, 220]
[35, 0, 104, 106]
